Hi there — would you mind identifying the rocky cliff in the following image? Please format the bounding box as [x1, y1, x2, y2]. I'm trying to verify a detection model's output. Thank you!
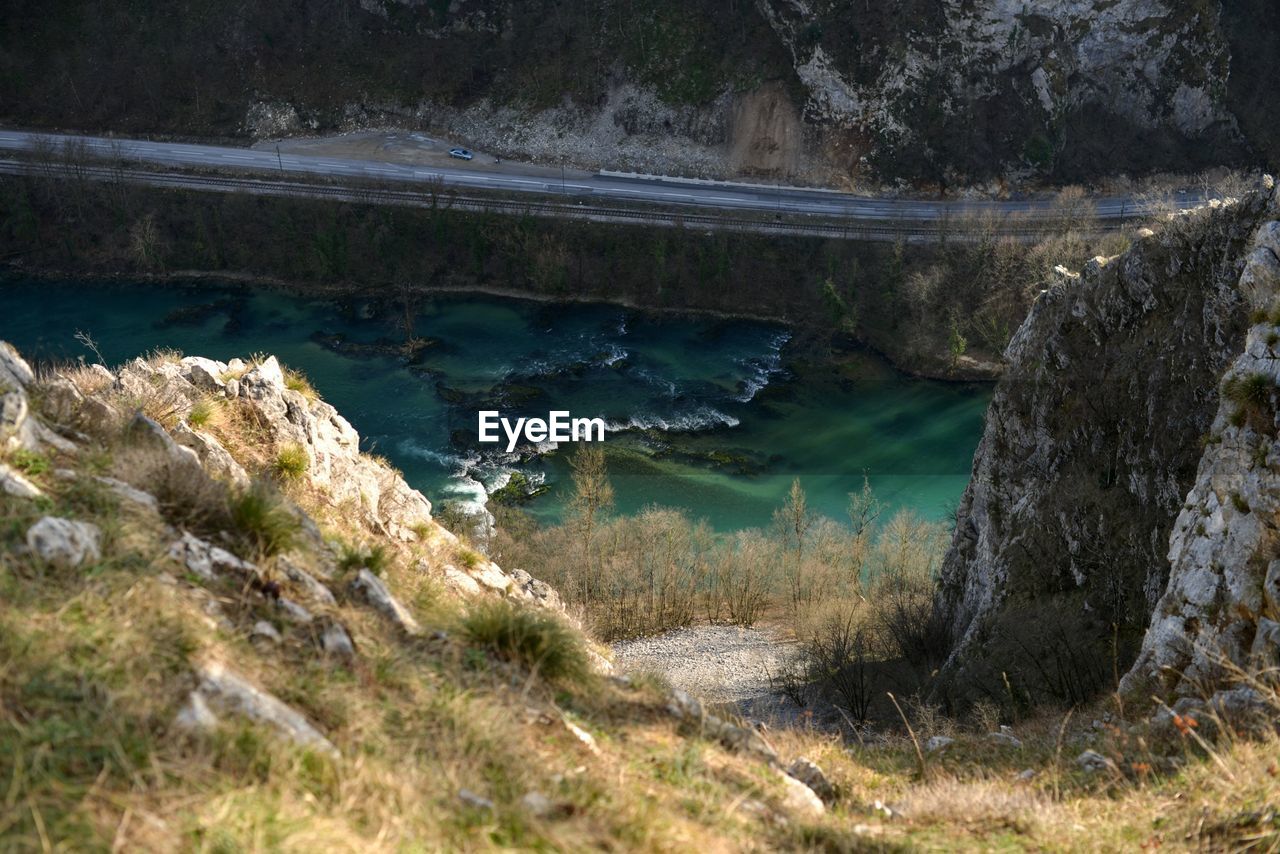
[2, 343, 560, 617]
[937, 177, 1280, 706]
[1, 0, 1273, 184]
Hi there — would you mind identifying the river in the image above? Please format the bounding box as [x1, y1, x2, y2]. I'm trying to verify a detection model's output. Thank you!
[0, 276, 990, 530]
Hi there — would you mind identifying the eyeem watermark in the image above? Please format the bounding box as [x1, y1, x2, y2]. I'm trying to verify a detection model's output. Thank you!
[478, 410, 606, 452]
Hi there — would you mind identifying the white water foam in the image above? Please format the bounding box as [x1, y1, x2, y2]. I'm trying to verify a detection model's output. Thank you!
[604, 406, 740, 433]
[734, 330, 791, 402]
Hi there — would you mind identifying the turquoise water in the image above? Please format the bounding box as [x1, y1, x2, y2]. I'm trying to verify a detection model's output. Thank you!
[0, 277, 990, 530]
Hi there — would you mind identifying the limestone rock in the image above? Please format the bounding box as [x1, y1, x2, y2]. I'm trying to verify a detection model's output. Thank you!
[940, 187, 1280, 698]
[1157, 687, 1276, 740]
[173, 690, 220, 732]
[168, 531, 259, 582]
[666, 688, 778, 764]
[128, 413, 202, 471]
[786, 757, 835, 804]
[1076, 750, 1117, 774]
[1120, 203, 1280, 701]
[562, 718, 600, 756]
[278, 556, 336, 605]
[0, 341, 34, 391]
[319, 619, 356, 657]
[251, 620, 283, 645]
[0, 462, 43, 499]
[465, 557, 510, 594]
[180, 356, 228, 391]
[441, 563, 482, 596]
[276, 597, 314, 624]
[173, 422, 249, 487]
[510, 568, 564, 613]
[457, 789, 494, 811]
[1, 388, 40, 452]
[1251, 618, 1280, 666]
[777, 771, 825, 818]
[192, 658, 338, 757]
[94, 476, 159, 511]
[26, 516, 101, 568]
[79, 396, 120, 430]
[39, 376, 85, 423]
[988, 731, 1023, 749]
[350, 569, 421, 635]
[925, 736, 954, 753]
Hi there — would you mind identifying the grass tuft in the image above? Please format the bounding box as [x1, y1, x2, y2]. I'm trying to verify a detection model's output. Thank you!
[229, 482, 300, 558]
[187, 397, 216, 428]
[283, 369, 318, 401]
[461, 600, 590, 685]
[272, 442, 308, 481]
[336, 540, 389, 576]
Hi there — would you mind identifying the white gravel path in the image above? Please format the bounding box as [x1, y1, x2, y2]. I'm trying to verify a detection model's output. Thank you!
[612, 625, 800, 716]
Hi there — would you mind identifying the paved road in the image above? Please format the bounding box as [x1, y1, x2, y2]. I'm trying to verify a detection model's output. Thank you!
[0, 129, 1200, 227]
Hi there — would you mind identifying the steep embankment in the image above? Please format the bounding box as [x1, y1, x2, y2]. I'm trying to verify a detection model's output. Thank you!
[0, 1, 1271, 183]
[936, 177, 1280, 707]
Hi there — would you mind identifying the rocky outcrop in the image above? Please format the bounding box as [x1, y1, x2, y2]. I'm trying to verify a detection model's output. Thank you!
[938, 179, 1280, 703]
[1120, 211, 1280, 701]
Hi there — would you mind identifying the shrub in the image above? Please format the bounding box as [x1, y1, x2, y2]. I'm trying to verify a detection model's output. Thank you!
[229, 482, 300, 558]
[273, 443, 309, 480]
[461, 600, 589, 684]
[805, 605, 879, 722]
[458, 548, 481, 569]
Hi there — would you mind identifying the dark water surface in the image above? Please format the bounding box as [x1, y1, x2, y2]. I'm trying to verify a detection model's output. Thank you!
[0, 277, 991, 530]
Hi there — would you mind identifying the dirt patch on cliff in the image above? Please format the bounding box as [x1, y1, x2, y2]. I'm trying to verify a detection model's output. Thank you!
[730, 83, 802, 178]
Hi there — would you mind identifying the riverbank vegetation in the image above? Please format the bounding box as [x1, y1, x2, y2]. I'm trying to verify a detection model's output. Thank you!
[451, 447, 955, 725]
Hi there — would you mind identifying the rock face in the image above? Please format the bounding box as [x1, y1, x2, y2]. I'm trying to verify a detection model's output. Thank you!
[938, 181, 1280, 704]
[758, 0, 1240, 177]
[1121, 211, 1280, 700]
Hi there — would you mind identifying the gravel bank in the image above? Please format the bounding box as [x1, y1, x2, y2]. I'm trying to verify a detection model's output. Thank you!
[612, 625, 801, 721]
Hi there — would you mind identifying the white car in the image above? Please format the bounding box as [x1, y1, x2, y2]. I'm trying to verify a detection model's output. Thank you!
[448, 148, 474, 161]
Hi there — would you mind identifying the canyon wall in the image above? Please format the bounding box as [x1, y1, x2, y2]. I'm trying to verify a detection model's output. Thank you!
[1, 0, 1272, 184]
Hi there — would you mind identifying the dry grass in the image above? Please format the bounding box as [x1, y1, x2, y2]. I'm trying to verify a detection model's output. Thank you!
[4, 358, 1279, 852]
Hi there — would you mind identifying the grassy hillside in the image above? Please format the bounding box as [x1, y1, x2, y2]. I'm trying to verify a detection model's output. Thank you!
[2, 344, 1279, 851]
